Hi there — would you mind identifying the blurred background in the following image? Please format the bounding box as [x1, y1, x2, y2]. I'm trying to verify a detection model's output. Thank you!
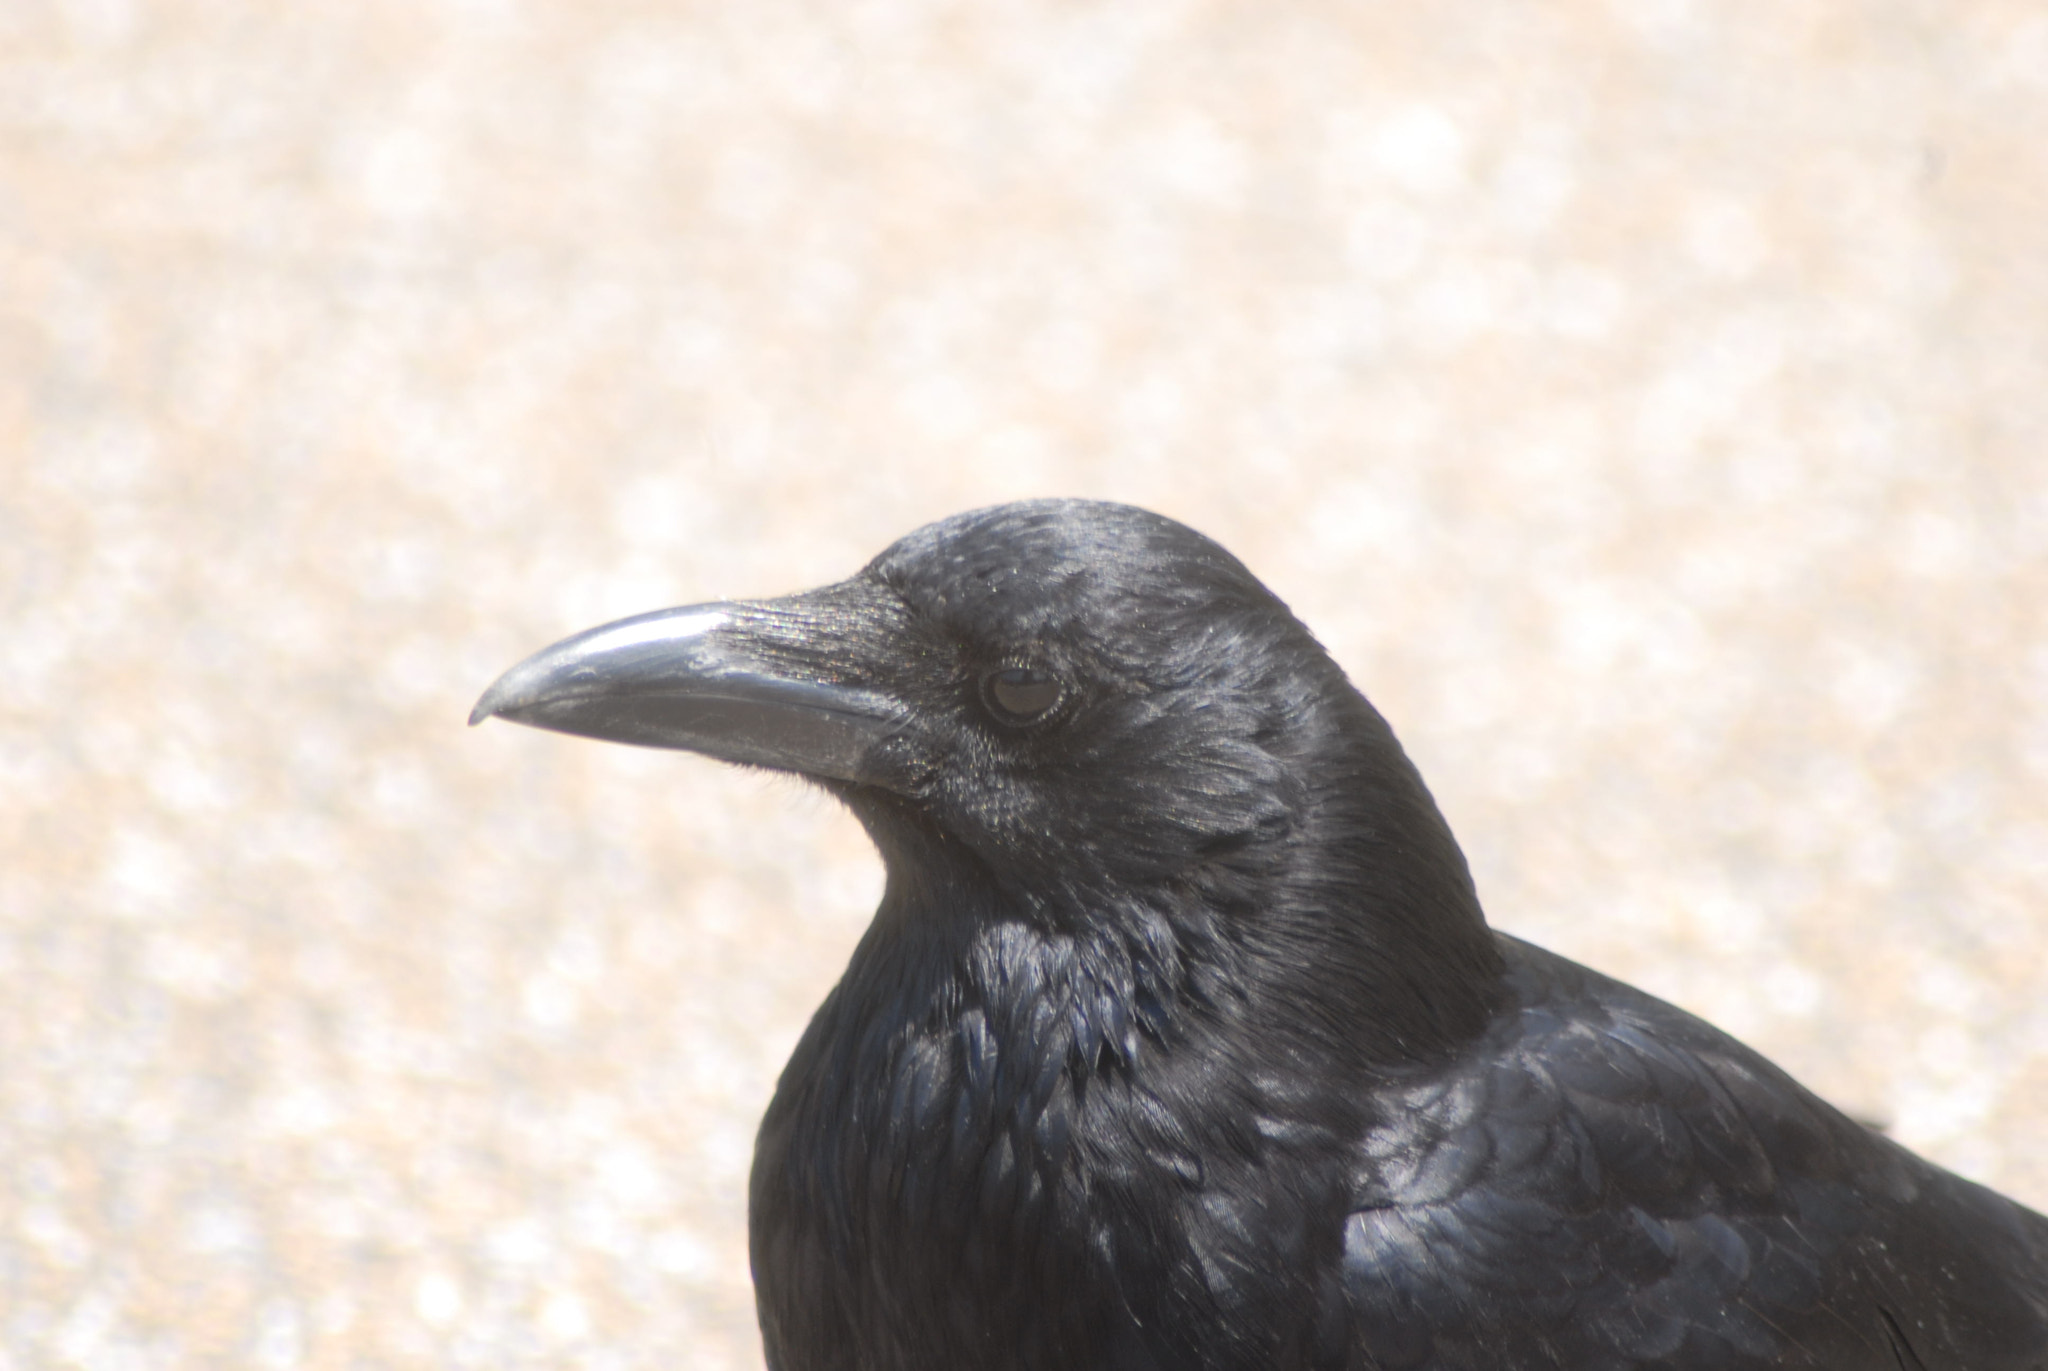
[4, 0, 2047, 1365]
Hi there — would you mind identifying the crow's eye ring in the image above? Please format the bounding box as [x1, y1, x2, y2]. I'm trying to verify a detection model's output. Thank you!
[982, 667, 1063, 725]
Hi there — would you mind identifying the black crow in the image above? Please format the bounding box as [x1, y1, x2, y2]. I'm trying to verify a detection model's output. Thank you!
[472, 499, 2048, 1370]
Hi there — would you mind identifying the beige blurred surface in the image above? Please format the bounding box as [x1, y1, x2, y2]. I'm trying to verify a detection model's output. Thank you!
[4, 0, 2047, 1365]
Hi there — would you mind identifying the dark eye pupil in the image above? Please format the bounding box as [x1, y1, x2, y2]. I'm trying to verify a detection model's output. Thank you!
[987, 668, 1061, 721]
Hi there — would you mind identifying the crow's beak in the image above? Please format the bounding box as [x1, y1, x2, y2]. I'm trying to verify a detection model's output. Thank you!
[470, 591, 911, 786]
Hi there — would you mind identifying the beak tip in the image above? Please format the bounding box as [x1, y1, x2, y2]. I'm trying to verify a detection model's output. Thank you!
[469, 676, 517, 727]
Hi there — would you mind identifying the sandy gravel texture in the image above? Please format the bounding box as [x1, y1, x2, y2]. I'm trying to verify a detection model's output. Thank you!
[4, 1, 2047, 1366]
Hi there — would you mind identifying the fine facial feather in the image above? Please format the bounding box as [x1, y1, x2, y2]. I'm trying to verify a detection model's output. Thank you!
[473, 499, 2048, 1371]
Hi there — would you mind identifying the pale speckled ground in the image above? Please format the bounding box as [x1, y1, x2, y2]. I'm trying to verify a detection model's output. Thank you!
[4, 0, 2047, 1366]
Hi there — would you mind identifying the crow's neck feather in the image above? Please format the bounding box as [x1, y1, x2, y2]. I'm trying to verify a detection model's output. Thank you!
[821, 681, 1504, 1142]
[755, 683, 1507, 1365]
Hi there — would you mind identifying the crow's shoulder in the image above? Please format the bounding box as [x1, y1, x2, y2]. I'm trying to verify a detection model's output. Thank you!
[1339, 935, 2048, 1371]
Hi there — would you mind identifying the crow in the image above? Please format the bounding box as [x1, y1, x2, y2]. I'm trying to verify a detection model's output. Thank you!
[472, 499, 2048, 1370]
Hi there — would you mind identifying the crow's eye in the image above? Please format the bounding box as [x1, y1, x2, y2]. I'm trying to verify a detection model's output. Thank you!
[982, 667, 1062, 724]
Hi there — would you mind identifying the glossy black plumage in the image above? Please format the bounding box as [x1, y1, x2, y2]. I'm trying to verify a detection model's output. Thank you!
[473, 499, 2048, 1370]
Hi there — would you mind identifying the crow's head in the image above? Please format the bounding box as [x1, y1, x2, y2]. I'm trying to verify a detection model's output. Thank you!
[476, 502, 1342, 888]
[475, 500, 1496, 1022]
